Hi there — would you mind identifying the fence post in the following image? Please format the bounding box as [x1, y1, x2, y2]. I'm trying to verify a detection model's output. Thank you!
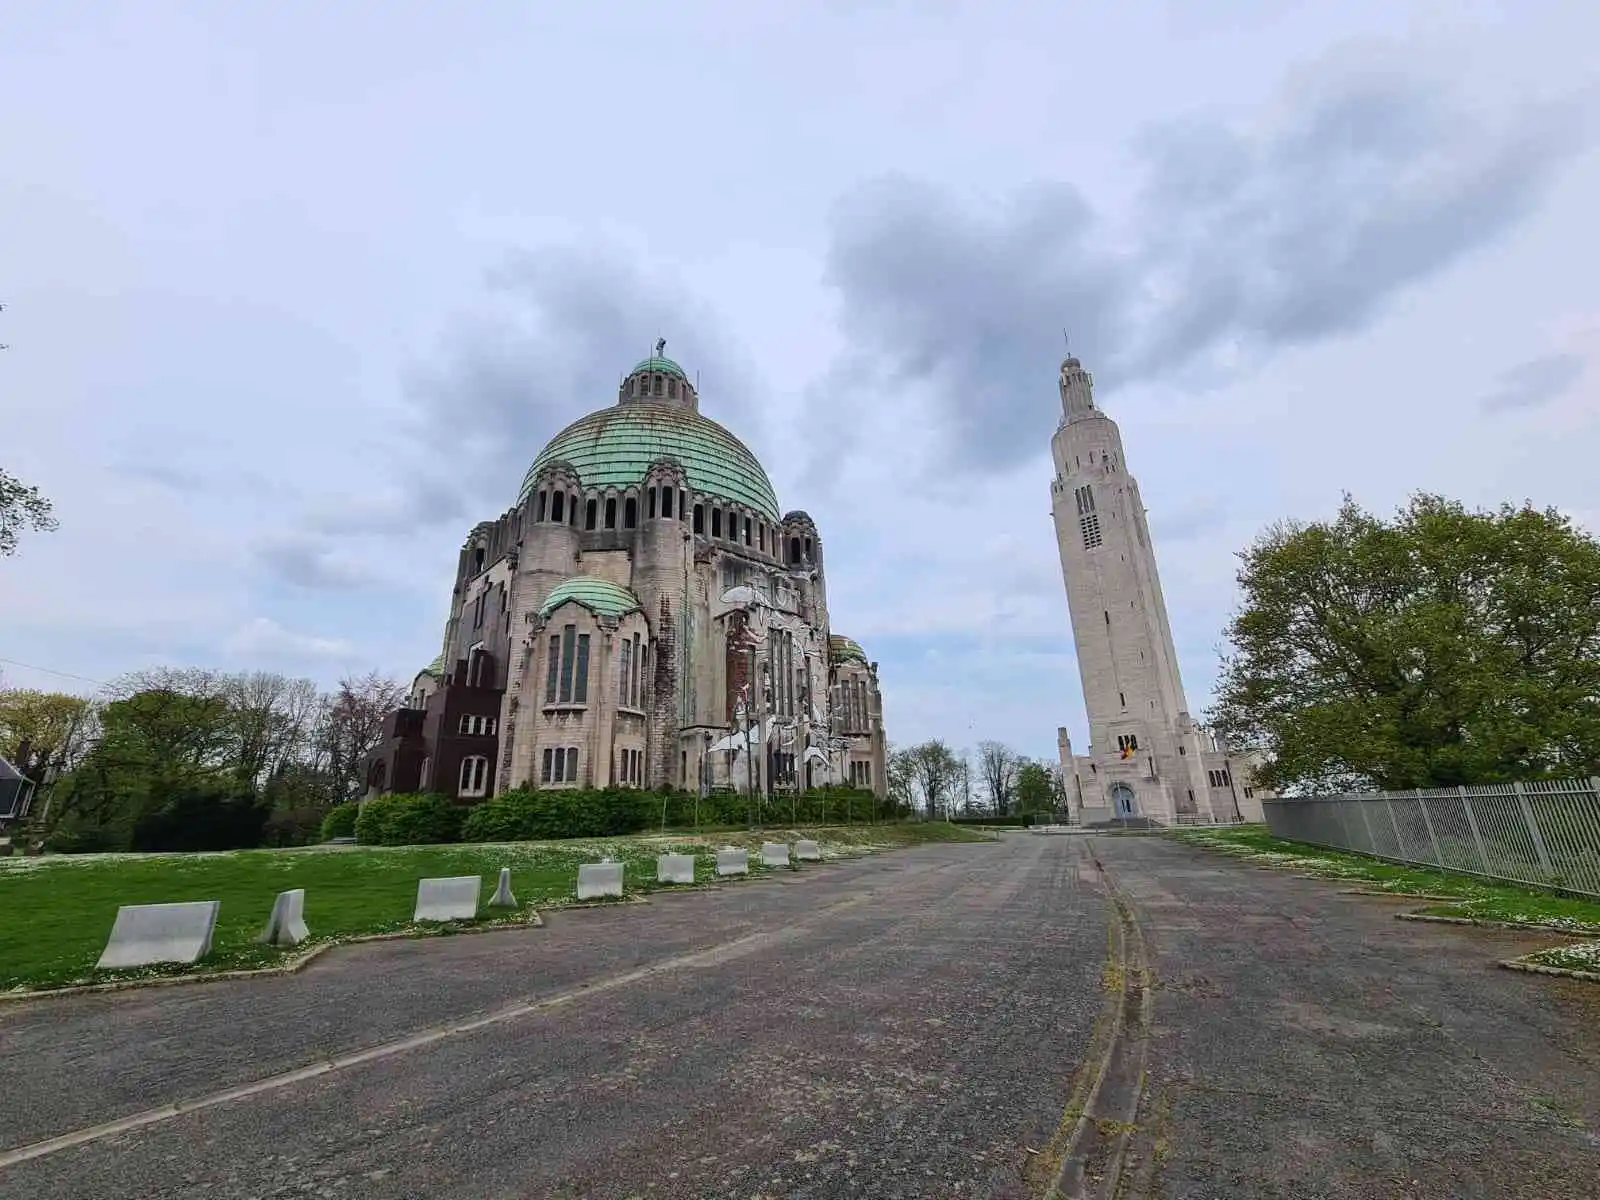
[1458, 787, 1491, 875]
[1512, 781, 1555, 878]
[1415, 788, 1444, 866]
[1382, 794, 1407, 861]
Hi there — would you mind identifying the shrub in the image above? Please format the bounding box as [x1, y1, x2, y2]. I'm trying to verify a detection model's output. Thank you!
[459, 787, 655, 842]
[355, 793, 464, 846]
[320, 803, 360, 841]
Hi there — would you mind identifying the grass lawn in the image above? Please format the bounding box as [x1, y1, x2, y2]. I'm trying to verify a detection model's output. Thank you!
[1171, 825, 1600, 936]
[0, 822, 986, 993]
[1522, 941, 1600, 974]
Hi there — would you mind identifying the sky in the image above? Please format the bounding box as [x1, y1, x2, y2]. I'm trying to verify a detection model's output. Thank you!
[2, 0, 1598, 764]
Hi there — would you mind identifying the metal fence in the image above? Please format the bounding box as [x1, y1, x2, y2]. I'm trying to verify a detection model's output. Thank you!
[1263, 778, 1600, 899]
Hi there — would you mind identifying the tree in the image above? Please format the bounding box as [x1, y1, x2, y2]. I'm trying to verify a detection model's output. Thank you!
[901, 739, 961, 819]
[977, 740, 1020, 814]
[0, 688, 96, 784]
[1211, 493, 1600, 794]
[1015, 761, 1055, 816]
[0, 467, 59, 557]
[318, 671, 407, 804]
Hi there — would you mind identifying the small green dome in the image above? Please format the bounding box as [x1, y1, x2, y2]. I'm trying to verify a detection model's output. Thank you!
[629, 355, 687, 379]
[419, 654, 445, 679]
[830, 635, 868, 666]
[540, 577, 641, 620]
[520, 403, 780, 521]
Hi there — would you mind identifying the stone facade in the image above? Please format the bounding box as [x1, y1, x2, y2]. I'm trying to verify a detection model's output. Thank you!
[1048, 354, 1271, 825]
[364, 348, 888, 805]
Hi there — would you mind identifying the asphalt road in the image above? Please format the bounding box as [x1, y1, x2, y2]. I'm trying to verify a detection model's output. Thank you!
[1, 834, 1596, 1199]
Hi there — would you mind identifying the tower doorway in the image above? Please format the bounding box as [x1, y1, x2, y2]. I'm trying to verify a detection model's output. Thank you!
[1110, 783, 1138, 819]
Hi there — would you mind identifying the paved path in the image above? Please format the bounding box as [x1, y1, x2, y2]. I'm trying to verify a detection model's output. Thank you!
[0, 837, 1108, 1199]
[1093, 836, 1600, 1199]
[1, 834, 1596, 1198]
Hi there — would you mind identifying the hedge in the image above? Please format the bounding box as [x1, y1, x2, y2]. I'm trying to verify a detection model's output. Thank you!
[355, 793, 466, 846]
[320, 803, 359, 841]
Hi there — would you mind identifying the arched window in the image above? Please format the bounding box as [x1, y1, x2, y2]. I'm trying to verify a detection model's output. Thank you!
[648, 487, 658, 519]
[536, 491, 547, 522]
[789, 536, 801, 563]
[711, 509, 723, 538]
[661, 487, 674, 518]
[585, 499, 597, 529]
[653, 375, 663, 396]
[624, 496, 637, 528]
[551, 491, 565, 523]
[458, 755, 489, 798]
[693, 503, 704, 533]
[605, 497, 617, 529]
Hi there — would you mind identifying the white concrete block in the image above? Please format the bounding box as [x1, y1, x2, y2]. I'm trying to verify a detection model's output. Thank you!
[258, 889, 310, 947]
[414, 876, 481, 922]
[97, 901, 220, 970]
[577, 862, 624, 900]
[794, 839, 822, 862]
[488, 867, 518, 908]
[716, 848, 749, 877]
[761, 842, 791, 868]
[657, 854, 695, 884]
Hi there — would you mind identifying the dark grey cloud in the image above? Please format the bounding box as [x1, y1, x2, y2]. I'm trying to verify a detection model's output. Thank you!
[1479, 352, 1586, 413]
[403, 248, 767, 520]
[821, 72, 1584, 476]
[251, 533, 379, 591]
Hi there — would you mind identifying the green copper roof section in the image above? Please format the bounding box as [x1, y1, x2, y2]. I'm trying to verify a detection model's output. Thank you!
[419, 653, 445, 679]
[830, 635, 868, 666]
[540, 577, 641, 620]
[519, 403, 780, 521]
[628, 355, 687, 379]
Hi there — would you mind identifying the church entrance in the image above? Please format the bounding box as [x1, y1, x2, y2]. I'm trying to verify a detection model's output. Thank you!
[1110, 783, 1138, 819]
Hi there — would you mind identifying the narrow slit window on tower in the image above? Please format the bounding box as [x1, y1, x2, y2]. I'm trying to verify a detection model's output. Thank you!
[744, 517, 752, 545]
[712, 509, 723, 537]
[536, 491, 547, 522]
[648, 488, 657, 519]
[758, 524, 766, 551]
[694, 503, 704, 534]
[624, 496, 637, 528]
[661, 487, 673, 518]
[1119, 692, 1126, 708]
[550, 491, 565, 523]
[604, 497, 617, 529]
[585, 499, 597, 529]
[679, 490, 687, 520]
[803, 537, 812, 559]
[790, 535, 801, 563]
[570, 494, 577, 524]
[1104, 610, 1110, 625]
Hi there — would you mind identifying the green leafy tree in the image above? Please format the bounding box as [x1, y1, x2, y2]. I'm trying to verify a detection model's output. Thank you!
[1014, 761, 1056, 816]
[0, 467, 59, 557]
[1211, 493, 1600, 794]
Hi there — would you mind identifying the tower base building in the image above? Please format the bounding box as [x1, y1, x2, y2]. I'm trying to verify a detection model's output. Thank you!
[1048, 354, 1271, 825]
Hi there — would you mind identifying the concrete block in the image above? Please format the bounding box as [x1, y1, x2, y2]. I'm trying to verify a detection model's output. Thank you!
[414, 876, 481, 922]
[97, 901, 220, 970]
[795, 839, 822, 862]
[577, 862, 624, 900]
[657, 854, 695, 884]
[716, 848, 749, 877]
[761, 842, 791, 868]
[258, 889, 310, 947]
[488, 867, 518, 908]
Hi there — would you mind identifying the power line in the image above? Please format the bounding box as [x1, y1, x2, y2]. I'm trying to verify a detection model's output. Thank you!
[0, 657, 108, 688]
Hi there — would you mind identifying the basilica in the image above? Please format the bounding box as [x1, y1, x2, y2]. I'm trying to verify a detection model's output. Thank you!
[365, 344, 888, 804]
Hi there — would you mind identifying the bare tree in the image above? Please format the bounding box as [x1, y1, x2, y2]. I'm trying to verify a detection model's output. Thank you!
[318, 671, 406, 804]
[977, 740, 1020, 815]
[903, 739, 961, 819]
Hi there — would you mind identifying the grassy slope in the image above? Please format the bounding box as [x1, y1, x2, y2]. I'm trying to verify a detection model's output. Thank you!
[1170, 825, 1600, 936]
[0, 823, 985, 992]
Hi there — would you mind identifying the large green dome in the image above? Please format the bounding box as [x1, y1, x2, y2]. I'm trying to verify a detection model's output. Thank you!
[519, 403, 780, 522]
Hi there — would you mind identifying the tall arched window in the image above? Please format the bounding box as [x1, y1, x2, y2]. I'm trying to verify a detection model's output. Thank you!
[459, 756, 489, 798]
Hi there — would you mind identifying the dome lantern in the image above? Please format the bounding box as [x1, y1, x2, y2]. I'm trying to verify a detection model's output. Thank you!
[620, 337, 697, 411]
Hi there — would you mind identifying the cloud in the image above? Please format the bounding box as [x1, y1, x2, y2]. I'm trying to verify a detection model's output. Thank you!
[1479, 352, 1586, 413]
[250, 533, 381, 590]
[222, 618, 356, 662]
[820, 66, 1583, 477]
[400, 247, 771, 522]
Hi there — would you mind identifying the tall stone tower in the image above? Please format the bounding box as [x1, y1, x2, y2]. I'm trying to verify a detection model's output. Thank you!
[1049, 354, 1238, 824]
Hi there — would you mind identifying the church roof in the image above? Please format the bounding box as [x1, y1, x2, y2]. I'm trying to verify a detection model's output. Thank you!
[829, 634, 868, 666]
[519, 402, 780, 521]
[540, 577, 642, 620]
